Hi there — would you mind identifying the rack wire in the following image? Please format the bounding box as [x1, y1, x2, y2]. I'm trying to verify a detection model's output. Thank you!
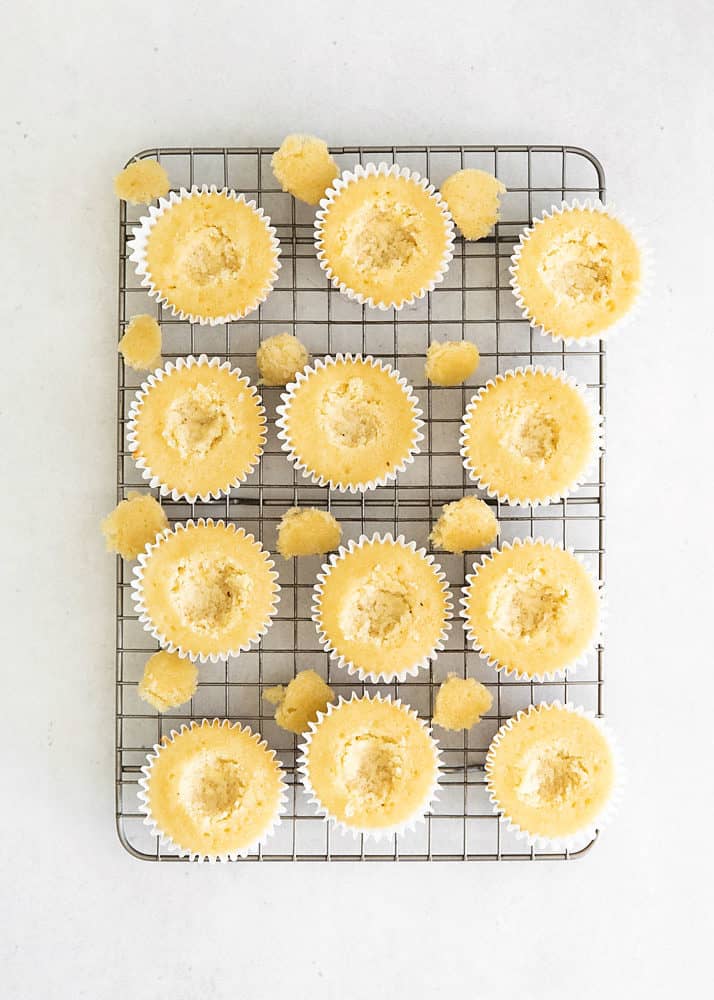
[116, 144, 606, 862]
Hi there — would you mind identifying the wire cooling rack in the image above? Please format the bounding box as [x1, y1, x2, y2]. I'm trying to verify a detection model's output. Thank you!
[116, 144, 606, 862]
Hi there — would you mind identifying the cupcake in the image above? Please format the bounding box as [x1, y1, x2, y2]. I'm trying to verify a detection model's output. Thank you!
[315, 162, 455, 310]
[131, 519, 280, 663]
[312, 533, 451, 682]
[461, 538, 602, 681]
[459, 366, 601, 506]
[127, 355, 266, 503]
[139, 719, 287, 861]
[127, 185, 280, 325]
[298, 693, 441, 839]
[510, 200, 646, 343]
[276, 354, 423, 493]
[486, 702, 621, 852]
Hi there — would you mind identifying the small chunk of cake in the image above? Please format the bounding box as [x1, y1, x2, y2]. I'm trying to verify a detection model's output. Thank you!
[276, 507, 341, 558]
[114, 159, 170, 204]
[432, 674, 493, 730]
[138, 650, 198, 712]
[440, 169, 506, 240]
[430, 495, 498, 553]
[118, 314, 162, 371]
[425, 340, 480, 386]
[256, 332, 309, 386]
[271, 134, 339, 205]
[264, 669, 334, 734]
[101, 492, 168, 559]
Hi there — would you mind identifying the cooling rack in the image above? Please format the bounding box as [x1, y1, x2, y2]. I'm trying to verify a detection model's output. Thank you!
[116, 144, 606, 862]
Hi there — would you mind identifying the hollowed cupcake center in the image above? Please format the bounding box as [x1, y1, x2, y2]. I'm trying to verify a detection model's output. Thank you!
[515, 740, 591, 809]
[340, 566, 414, 647]
[320, 377, 382, 448]
[497, 400, 559, 463]
[338, 733, 403, 815]
[170, 554, 252, 635]
[163, 383, 235, 460]
[342, 198, 421, 275]
[177, 225, 244, 287]
[179, 750, 247, 821]
[537, 230, 613, 305]
[487, 566, 568, 640]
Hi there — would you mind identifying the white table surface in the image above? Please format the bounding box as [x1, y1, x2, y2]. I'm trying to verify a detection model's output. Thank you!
[2, 0, 713, 996]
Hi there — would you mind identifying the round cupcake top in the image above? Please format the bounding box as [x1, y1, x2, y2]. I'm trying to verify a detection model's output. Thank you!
[277, 355, 423, 492]
[300, 695, 440, 833]
[460, 366, 599, 505]
[137, 650, 198, 713]
[313, 534, 451, 681]
[131, 187, 280, 323]
[316, 164, 454, 309]
[132, 520, 279, 662]
[128, 357, 266, 502]
[141, 719, 285, 859]
[440, 168, 505, 241]
[462, 539, 601, 679]
[486, 703, 615, 844]
[511, 203, 642, 341]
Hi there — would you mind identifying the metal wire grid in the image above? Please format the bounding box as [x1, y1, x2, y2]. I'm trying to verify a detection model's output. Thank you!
[116, 144, 606, 862]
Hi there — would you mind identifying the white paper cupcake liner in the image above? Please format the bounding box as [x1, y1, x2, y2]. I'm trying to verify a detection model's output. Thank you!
[131, 518, 280, 664]
[126, 354, 266, 504]
[127, 184, 281, 326]
[312, 532, 453, 682]
[460, 536, 606, 682]
[297, 691, 442, 842]
[276, 353, 424, 493]
[509, 199, 653, 346]
[485, 701, 624, 854]
[138, 719, 288, 862]
[459, 364, 603, 506]
[315, 162, 455, 311]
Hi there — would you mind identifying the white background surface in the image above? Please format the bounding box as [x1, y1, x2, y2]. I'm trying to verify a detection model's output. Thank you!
[2, 1, 712, 996]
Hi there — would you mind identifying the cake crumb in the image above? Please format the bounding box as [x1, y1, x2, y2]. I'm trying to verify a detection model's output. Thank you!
[272, 134, 339, 205]
[101, 492, 168, 559]
[440, 169, 506, 240]
[425, 340, 480, 386]
[138, 650, 198, 712]
[264, 669, 334, 734]
[430, 495, 498, 553]
[256, 332, 309, 386]
[114, 159, 170, 204]
[118, 314, 162, 371]
[277, 507, 341, 558]
[432, 674, 493, 731]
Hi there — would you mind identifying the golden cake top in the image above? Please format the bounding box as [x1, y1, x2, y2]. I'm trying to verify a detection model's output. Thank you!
[118, 314, 162, 371]
[432, 674, 493, 731]
[137, 650, 198, 713]
[101, 491, 168, 560]
[486, 703, 615, 841]
[316, 167, 453, 309]
[430, 495, 498, 554]
[264, 669, 335, 735]
[461, 367, 597, 505]
[139, 189, 279, 322]
[271, 134, 339, 206]
[143, 720, 285, 857]
[256, 332, 309, 386]
[276, 507, 341, 559]
[440, 169, 506, 240]
[462, 539, 600, 679]
[314, 535, 450, 681]
[301, 696, 439, 831]
[511, 204, 642, 341]
[134, 520, 279, 662]
[278, 356, 422, 491]
[425, 339, 480, 386]
[115, 159, 170, 204]
[129, 358, 265, 501]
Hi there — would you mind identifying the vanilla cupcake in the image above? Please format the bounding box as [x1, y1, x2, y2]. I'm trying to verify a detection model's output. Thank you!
[510, 200, 646, 343]
[127, 355, 266, 503]
[139, 719, 287, 861]
[461, 538, 602, 680]
[127, 185, 280, 325]
[459, 366, 601, 506]
[315, 162, 455, 310]
[312, 534, 451, 682]
[486, 702, 621, 852]
[276, 354, 423, 493]
[298, 693, 441, 839]
[131, 519, 279, 663]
